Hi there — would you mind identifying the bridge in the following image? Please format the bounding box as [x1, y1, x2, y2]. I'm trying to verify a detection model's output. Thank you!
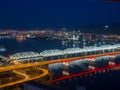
[0, 51, 120, 89]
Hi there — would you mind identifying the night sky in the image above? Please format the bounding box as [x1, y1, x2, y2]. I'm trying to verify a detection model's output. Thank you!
[0, 0, 120, 29]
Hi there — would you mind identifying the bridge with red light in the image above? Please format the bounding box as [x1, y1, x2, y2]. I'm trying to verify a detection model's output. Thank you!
[0, 51, 120, 89]
[51, 62, 119, 83]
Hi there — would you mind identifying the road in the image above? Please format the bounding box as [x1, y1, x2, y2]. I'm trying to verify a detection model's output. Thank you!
[0, 68, 48, 88]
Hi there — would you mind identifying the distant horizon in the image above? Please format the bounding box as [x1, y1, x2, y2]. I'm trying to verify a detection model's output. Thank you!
[0, 22, 120, 30]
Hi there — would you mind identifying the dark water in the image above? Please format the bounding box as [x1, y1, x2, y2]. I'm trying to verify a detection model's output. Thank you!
[55, 70, 120, 90]
[0, 39, 65, 56]
[0, 39, 120, 90]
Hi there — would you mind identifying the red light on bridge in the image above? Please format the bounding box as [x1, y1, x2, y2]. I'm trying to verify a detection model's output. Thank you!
[62, 70, 70, 76]
[108, 61, 115, 66]
[88, 66, 95, 70]
[63, 61, 70, 66]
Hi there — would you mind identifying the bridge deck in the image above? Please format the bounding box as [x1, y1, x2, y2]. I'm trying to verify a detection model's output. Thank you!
[0, 51, 120, 88]
[0, 51, 120, 73]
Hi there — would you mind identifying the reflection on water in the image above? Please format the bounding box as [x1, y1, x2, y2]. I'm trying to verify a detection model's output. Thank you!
[0, 46, 6, 52]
